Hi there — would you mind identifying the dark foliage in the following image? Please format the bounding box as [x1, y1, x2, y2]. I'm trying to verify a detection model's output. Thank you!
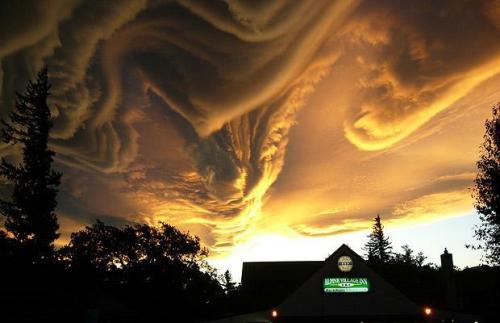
[458, 265, 500, 321]
[364, 214, 393, 264]
[57, 220, 224, 322]
[472, 103, 500, 265]
[1, 219, 227, 323]
[60, 219, 213, 280]
[371, 262, 499, 322]
[0, 67, 61, 263]
[0, 229, 10, 260]
[221, 269, 237, 294]
[1, 220, 227, 323]
[392, 244, 428, 268]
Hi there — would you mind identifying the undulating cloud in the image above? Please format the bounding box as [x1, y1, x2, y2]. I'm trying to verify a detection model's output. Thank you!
[1, 0, 499, 261]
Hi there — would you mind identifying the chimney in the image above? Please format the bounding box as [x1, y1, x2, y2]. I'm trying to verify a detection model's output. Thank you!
[440, 248, 459, 309]
[440, 248, 454, 271]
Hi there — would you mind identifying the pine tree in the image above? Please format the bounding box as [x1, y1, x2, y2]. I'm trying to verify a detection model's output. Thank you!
[364, 214, 393, 263]
[472, 103, 500, 264]
[222, 269, 236, 294]
[0, 67, 61, 263]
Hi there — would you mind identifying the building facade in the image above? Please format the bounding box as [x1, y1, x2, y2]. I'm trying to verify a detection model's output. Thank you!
[206, 244, 480, 323]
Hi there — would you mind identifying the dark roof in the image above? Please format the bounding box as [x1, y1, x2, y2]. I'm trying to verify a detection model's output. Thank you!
[240, 244, 421, 318]
[241, 261, 323, 310]
[213, 245, 486, 322]
[278, 244, 421, 317]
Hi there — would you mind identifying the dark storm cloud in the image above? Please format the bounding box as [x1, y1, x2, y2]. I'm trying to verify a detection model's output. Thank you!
[0, 0, 359, 251]
[0, 1, 78, 58]
[1, 0, 499, 256]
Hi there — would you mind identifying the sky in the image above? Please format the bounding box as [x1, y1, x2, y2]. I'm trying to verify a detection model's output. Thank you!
[0, 0, 499, 279]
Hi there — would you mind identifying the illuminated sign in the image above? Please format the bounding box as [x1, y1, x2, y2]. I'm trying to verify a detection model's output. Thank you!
[337, 255, 353, 272]
[323, 277, 369, 293]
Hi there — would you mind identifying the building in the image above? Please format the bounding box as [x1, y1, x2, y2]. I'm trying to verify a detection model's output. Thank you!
[207, 244, 480, 323]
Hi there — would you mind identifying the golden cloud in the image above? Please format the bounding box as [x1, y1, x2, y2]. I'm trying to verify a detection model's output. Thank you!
[1, 0, 499, 262]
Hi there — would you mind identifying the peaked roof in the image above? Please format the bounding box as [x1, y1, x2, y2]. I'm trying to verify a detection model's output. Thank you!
[277, 244, 421, 318]
[241, 261, 323, 311]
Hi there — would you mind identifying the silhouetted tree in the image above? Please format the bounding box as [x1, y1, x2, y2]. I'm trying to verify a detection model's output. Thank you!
[60, 220, 223, 321]
[0, 68, 61, 263]
[364, 214, 393, 263]
[415, 252, 426, 268]
[61, 220, 211, 277]
[394, 244, 427, 267]
[222, 269, 237, 294]
[472, 102, 500, 264]
[0, 229, 9, 260]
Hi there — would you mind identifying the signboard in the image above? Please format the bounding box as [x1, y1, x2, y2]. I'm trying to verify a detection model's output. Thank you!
[337, 255, 353, 272]
[323, 277, 369, 293]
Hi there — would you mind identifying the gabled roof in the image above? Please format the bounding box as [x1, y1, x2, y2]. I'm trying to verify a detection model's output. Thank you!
[278, 244, 421, 318]
[242, 261, 323, 289]
[241, 260, 323, 311]
[209, 244, 481, 323]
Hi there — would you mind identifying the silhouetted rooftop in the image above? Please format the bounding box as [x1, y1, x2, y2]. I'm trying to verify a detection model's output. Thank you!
[241, 260, 323, 310]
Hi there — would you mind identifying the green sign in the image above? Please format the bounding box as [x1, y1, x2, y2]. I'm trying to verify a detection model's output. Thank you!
[323, 277, 370, 293]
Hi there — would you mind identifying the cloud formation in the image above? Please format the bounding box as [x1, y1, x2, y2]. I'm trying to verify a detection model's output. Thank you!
[1, 0, 499, 259]
[341, 0, 500, 150]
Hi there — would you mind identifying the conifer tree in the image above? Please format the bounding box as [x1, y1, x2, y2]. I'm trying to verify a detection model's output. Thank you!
[222, 269, 236, 294]
[472, 103, 500, 264]
[0, 67, 61, 263]
[364, 214, 393, 263]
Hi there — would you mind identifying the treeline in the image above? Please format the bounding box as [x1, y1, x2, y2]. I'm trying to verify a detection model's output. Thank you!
[0, 69, 230, 322]
[360, 214, 446, 308]
[1, 222, 225, 322]
[363, 214, 431, 268]
[361, 214, 500, 321]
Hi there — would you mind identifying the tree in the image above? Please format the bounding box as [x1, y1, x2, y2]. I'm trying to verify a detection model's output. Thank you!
[395, 244, 414, 266]
[472, 103, 500, 264]
[60, 220, 215, 283]
[59, 220, 224, 321]
[0, 230, 9, 260]
[394, 244, 427, 267]
[364, 214, 393, 263]
[221, 269, 237, 294]
[0, 68, 61, 263]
